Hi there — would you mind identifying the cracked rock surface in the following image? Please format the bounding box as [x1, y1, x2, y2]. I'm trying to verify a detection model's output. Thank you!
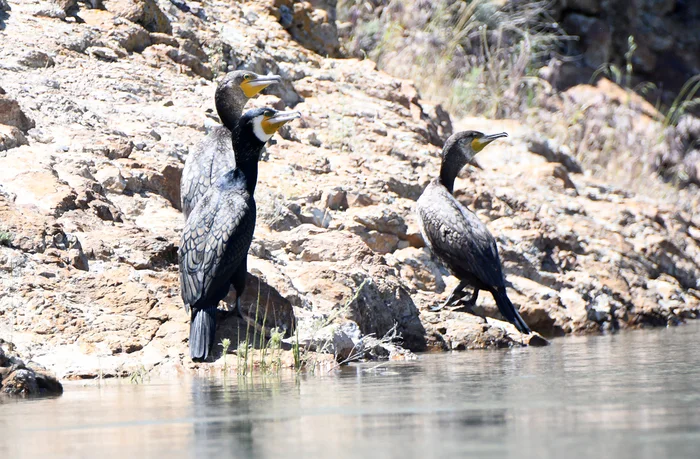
[0, 0, 698, 379]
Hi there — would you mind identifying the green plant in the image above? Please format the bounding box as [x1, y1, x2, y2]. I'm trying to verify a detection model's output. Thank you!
[326, 324, 401, 373]
[291, 279, 371, 373]
[220, 338, 231, 373]
[129, 365, 148, 385]
[260, 327, 284, 374]
[234, 280, 289, 376]
[663, 75, 700, 129]
[340, 0, 567, 119]
[292, 326, 301, 371]
[236, 336, 250, 376]
[624, 35, 636, 91]
[0, 230, 13, 247]
[237, 318, 252, 376]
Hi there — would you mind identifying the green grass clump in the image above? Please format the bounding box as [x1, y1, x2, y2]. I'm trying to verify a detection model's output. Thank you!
[129, 365, 149, 385]
[339, 0, 566, 118]
[220, 338, 231, 373]
[339, 2, 700, 193]
[235, 281, 287, 376]
[0, 230, 13, 247]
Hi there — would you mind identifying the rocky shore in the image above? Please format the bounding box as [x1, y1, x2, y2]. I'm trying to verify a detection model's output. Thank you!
[0, 0, 699, 386]
[0, 343, 63, 396]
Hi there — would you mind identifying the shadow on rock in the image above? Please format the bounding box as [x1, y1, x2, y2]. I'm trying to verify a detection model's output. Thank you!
[0, 0, 8, 31]
[350, 270, 428, 352]
[210, 272, 297, 359]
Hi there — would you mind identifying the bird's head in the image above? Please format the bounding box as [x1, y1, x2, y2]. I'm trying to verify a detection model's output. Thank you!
[218, 70, 282, 99]
[240, 107, 302, 143]
[444, 130, 509, 160]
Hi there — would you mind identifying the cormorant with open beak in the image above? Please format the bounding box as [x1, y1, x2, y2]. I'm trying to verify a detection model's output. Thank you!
[179, 108, 301, 361]
[417, 131, 531, 334]
[180, 71, 282, 218]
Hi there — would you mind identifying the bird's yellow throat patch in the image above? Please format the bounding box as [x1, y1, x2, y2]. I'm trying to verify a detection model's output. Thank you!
[240, 80, 271, 98]
[261, 117, 284, 135]
[471, 138, 487, 152]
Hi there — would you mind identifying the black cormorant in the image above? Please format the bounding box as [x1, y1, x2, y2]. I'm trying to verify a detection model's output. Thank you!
[179, 108, 301, 361]
[180, 70, 282, 218]
[417, 131, 531, 334]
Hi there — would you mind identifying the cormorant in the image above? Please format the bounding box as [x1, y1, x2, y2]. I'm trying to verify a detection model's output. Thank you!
[417, 130, 531, 334]
[179, 108, 301, 361]
[180, 70, 282, 219]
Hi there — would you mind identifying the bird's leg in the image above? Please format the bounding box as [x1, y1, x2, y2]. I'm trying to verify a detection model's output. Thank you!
[453, 289, 488, 324]
[454, 288, 478, 310]
[236, 296, 245, 319]
[232, 260, 247, 319]
[430, 280, 469, 312]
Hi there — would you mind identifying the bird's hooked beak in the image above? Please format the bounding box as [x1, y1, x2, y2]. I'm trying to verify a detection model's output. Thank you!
[471, 132, 508, 153]
[261, 110, 301, 135]
[240, 74, 282, 97]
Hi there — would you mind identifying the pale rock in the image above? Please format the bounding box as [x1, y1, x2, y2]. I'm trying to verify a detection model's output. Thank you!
[351, 205, 408, 238]
[94, 164, 127, 193]
[87, 46, 119, 62]
[102, 0, 172, 34]
[295, 321, 359, 360]
[322, 186, 348, 210]
[299, 206, 331, 228]
[358, 230, 399, 254]
[33, 2, 67, 19]
[107, 22, 152, 53]
[389, 246, 446, 293]
[17, 50, 56, 69]
[0, 125, 28, 151]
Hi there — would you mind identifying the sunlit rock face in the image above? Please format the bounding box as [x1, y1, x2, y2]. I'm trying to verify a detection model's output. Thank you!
[0, 0, 697, 379]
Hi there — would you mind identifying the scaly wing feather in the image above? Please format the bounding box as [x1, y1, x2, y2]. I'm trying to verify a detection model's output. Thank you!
[418, 185, 505, 289]
[179, 188, 249, 309]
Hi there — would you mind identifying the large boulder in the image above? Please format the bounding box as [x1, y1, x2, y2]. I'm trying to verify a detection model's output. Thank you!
[102, 0, 172, 34]
[0, 95, 35, 133]
[0, 346, 63, 397]
[0, 125, 28, 151]
[270, 0, 340, 57]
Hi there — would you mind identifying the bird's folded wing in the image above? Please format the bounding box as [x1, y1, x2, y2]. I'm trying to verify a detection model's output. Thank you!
[420, 199, 505, 288]
[180, 134, 218, 217]
[179, 191, 249, 307]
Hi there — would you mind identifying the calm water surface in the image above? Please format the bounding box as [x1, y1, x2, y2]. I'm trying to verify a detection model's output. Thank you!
[3, 323, 700, 459]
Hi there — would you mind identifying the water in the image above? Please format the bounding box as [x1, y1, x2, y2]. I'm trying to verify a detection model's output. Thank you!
[3, 323, 700, 459]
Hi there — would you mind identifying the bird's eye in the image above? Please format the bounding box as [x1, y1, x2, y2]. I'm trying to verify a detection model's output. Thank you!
[264, 109, 274, 117]
[244, 74, 253, 81]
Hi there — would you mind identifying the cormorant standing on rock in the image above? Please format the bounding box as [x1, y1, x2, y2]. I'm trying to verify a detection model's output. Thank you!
[180, 70, 282, 218]
[179, 108, 301, 361]
[417, 131, 531, 334]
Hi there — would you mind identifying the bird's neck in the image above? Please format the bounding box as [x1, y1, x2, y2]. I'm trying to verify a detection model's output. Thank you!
[237, 158, 259, 195]
[233, 130, 265, 193]
[439, 150, 468, 194]
[215, 91, 244, 134]
[233, 128, 265, 162]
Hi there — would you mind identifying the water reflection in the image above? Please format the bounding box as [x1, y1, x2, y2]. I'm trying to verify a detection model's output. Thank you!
[3, 323, 700, 458]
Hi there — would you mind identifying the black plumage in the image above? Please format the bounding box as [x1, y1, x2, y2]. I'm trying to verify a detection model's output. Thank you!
[180, 168, 256, 361]
[179, 108, 300, 361]
[417, 130, 531, 334]
[180, 70, 281, 218]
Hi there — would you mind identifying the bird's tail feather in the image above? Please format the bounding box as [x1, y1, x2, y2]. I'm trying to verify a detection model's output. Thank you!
[493, 289, 531, 334]
[189, 308, 216, 361]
